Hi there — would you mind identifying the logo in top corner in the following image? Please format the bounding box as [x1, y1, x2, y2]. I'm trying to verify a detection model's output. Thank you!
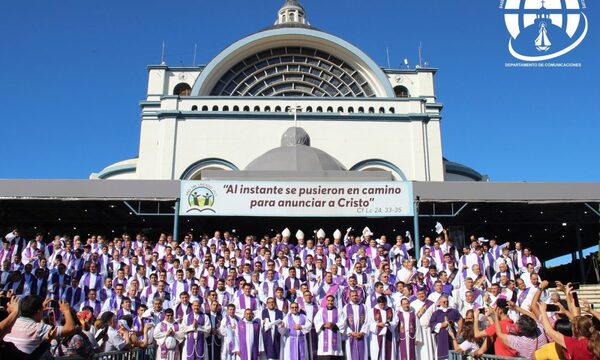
[502, 0, 588, 61]
[185, 184, 216, 213]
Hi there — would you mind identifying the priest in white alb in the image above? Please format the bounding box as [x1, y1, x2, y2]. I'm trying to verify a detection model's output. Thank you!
[369, 295, 398, 360]
[181, 299, 211, 360]
[313, 295, 346, 359]
[233, 309, 265, 360]
[153, 308, 186, 360]
[343, 289, 369, 360]
[279, 302, 313, 360]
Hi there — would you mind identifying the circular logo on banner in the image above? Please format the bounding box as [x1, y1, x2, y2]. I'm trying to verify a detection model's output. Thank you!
[186, 184, 216, 213]
[502, 0, 588, 61]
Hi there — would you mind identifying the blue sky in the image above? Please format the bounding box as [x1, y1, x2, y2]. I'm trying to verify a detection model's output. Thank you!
[0, 0, 597, 181]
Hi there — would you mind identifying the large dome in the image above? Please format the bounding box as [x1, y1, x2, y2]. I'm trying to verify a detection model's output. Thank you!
[245, 127, 347, 171]
[191, 0, 395, 98]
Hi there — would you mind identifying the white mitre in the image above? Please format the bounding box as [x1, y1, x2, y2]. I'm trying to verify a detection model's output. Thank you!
[296, 230, 305, 240]
[333, 229, 342, 240]
[282, 228, 291, 238]
[316, 228, 326, 239]
[362, 226, 373, 236]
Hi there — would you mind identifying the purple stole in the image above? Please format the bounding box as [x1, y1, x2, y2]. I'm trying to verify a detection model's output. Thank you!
[374, 307, 394, 359]
[425, 275, 436, 292]
[225, 316, 237, 353]
[143, 285, 155, 301]
[109, 295, 122, 311]
[322, 308, 339, 352]
[285, 277, 300, 292]
[319, 283, 339, 308]
[355, 272, 368, 287]
[99, 288, 113, 302]
[397, 311, 416, 360]
[65, 287, 82, 306]
[484, 253, 495, 278]
[432, 248, 444, 266]
[261, 309, 283, 359]
[490, 246, 501, 260]
[278, 298, 289, 314]
[343, 287, 365, 306]
[159, 321, 180, 358]
[287, 314, 308, 360]
[80, 272, 97, 292]
[50, 273, 69, 297]
[83, 299, 102, 317]
[518, 288, 530, 306]
[400, 243, 409, 259]
[238, 319, 261, 360]
[24, 247, 38, 261]
[132, 316, 143, 336]
[430, 309, 460, 360]
[346, 304, 366, 360]
[117, 308, 131, 320]
[185, 312, 206, 360]
[522, 255, 537, 268]
[461, 256, 468, 278]
[447, 268, 459, 285]
[373, 255, 382, 269]
[417, 299, 434, 318]
[240, 294, 257, 311]
[262, 281, 274, 299]
[172, 280, 189, 296]
[176, 303, 192, 320]
[32, 278, 47, 297]
[215, 266, 227, 280]
[218, 292, 229, 308]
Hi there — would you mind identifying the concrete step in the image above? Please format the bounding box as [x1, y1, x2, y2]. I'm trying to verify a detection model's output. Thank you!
[557, 285, 600, 309]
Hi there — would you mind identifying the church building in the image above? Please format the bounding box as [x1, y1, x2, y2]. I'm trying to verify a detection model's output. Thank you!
[92, 0, 484, 183]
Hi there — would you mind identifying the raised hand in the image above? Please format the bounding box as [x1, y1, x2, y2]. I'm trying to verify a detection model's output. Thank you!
[58, 300, 71, 314]
[581, 300, 592, 313]
[7, 296, 20, 314]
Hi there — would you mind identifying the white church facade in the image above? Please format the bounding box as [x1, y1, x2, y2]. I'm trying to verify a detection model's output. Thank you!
[92, 0, 484, 183]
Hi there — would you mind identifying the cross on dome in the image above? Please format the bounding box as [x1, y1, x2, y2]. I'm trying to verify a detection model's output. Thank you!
[275, 0, 309, 26]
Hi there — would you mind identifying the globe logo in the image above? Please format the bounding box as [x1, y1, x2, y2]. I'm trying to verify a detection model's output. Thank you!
[503, 0, 588, 61]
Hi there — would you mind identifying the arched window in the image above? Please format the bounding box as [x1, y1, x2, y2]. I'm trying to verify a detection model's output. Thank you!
[306, 106, 313, 112]
[358, 107, 364, 113]
[264, 106, 271, 112]
[254, 106, 261, 112]
[223, 105, 229, 111]
[212, 105, 219, 111]
[202, 105, 209, 111]
[348, 107, 354, 113]
[389, 107, 395, 114]
[316, 106, 323, 112]
[275, 106, 282, 112]
[191, 105, 198, 111]
[243, 106, 250, 112]
[327, 107, 333, 113]
[394, 85, 409, 98]
[233, 105, 240, 111]
[368, 107, 375, 114]
[379, 107, 385, 114]
[173, 82, 192, 96]
[337, 106, 344, 113]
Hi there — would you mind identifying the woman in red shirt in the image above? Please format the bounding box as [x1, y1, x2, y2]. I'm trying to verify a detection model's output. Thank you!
[539, 302, 594, 360]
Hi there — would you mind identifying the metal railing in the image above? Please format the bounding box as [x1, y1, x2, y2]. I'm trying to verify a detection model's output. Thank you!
[54, 346, 156, 360]
[449, 350, 527, 360]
